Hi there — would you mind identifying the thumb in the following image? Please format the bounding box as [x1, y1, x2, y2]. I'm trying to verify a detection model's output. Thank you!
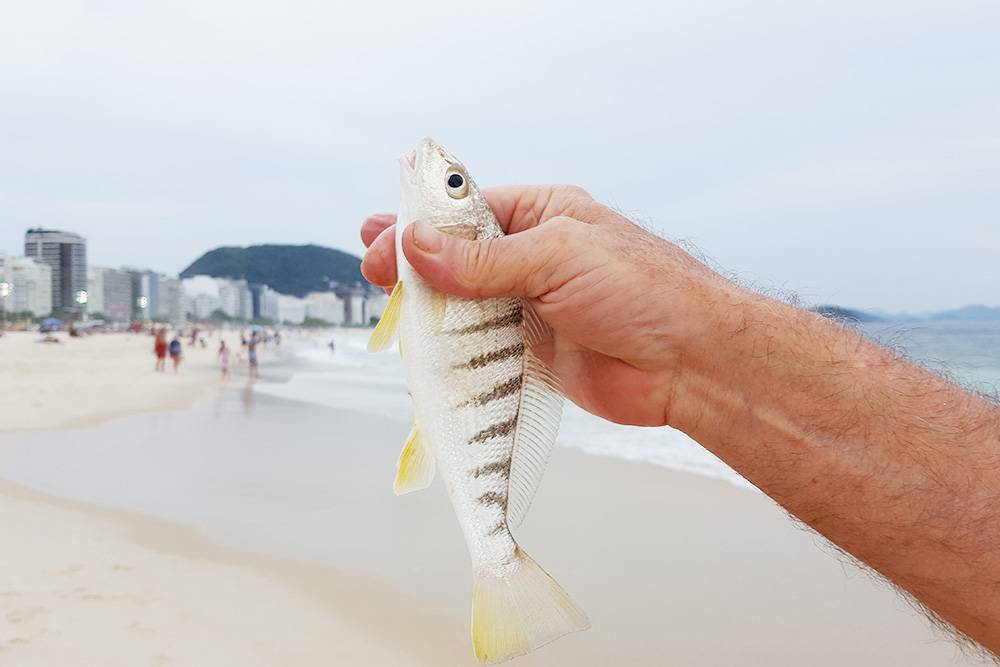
[401, 218, 579, 299]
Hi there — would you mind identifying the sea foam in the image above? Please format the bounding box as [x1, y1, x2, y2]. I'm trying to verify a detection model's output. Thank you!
[255, 330, 751, 489]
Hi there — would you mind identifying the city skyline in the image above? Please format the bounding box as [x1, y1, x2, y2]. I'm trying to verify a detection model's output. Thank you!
[1, 226, 387, 325]
[3, 223, 998, 321]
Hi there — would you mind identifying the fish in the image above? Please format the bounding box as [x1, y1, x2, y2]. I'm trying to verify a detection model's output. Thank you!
[367, 138, 589, 664]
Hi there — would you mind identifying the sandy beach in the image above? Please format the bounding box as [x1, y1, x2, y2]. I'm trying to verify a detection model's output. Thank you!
[0, 331, 226, 433]
[0, 330, 989, 665]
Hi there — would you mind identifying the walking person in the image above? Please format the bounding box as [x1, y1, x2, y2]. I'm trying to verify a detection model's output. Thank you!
[153, 328, 168, 373]
[247, 332, 259, 379]
[218, 340, 231, 381]
[169, 335, 183, 374]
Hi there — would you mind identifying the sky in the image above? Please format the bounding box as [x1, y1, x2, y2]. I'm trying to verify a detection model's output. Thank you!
[1, 0, 997, 312]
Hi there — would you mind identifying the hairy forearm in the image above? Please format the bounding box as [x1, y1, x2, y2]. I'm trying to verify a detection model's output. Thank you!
[674, 284, 1000, 651]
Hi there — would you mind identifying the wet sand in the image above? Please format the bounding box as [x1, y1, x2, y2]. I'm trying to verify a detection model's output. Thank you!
[0, 385, 985, 666]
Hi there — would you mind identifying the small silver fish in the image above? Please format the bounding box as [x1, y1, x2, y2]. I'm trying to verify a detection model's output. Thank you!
[368, 138, 589, 664]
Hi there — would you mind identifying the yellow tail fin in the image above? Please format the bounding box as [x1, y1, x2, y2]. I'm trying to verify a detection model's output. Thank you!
[367, 281, 403, 353]
[393, 426, 435, 495]
[471, 548, 589, 664]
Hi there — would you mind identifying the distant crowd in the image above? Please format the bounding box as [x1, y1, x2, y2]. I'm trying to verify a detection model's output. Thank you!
[151, 325, 282, 380]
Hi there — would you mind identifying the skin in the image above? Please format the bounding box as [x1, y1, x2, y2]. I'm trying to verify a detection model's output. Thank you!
[360, 185, 1000, 655]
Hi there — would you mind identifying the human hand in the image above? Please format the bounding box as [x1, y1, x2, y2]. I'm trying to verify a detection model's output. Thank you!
[360, 186, 738, 428]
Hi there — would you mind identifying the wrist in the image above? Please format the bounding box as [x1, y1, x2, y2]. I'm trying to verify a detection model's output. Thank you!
[668, 278, 885, 457]
[668, 278, 761, 434]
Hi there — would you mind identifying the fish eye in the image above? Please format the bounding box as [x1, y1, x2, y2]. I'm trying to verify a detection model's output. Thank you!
[445, 169, 469, 199]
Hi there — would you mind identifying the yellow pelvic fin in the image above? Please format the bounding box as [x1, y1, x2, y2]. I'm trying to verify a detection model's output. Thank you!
[393, 426, 435, 495]
[367, 281, 403, 353]
[471, 548, 589, 664]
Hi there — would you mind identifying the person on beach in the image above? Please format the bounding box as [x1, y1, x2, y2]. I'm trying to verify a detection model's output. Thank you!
[218, 340, 231, 381]
[247, 332, 259, 379]
[153, 328, 168, 373]
[169, 335, 182, 374]
[360, 186, 1000, 657]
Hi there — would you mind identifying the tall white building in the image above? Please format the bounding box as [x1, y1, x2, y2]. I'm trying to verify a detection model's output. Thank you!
[190, 294, 219, 320]
[251, 284, 280, 322]
[127, 270, 155, 321]
[277, 294, 307, 324]
[158, 277, 184, 325]
[182, 275, 251, 321]
[24, 228, 86, 316]
[86, 267, 104, 314]
[304, 292, 344, 325]
[88, 266, 134, 322]
[218, 279, 252, 320]
[0, 254, 53, 317]
[182, 276, 221, 319]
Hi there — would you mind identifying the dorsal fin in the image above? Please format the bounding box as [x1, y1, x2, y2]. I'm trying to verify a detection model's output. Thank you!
[505, 305, 563, 529]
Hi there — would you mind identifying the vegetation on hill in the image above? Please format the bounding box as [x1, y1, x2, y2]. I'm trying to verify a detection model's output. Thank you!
[180, 244, 364, 297]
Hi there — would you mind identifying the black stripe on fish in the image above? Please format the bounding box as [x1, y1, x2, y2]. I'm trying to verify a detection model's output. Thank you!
[452, 343, 525, 370]
[468, 417, 517, 445]
[478, 491, 507, 510]
[460, 375, 522, 408]
[472, 459, 512, 479]
[448, 308, 522, 335]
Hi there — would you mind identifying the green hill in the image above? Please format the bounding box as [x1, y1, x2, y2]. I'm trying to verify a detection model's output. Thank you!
[180, 244, 364, 297]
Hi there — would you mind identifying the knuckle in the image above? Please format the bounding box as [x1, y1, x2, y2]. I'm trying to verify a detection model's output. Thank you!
[461, 239, 498, 292]
[557, 184, 592, 200]
[544, 216, 581, 245]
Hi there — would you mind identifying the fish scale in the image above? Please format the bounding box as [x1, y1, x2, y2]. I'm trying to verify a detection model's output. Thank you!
[367, 138, 589, 664]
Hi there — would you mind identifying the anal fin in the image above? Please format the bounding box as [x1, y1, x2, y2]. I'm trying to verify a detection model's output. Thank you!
[394, 426, 435, 495]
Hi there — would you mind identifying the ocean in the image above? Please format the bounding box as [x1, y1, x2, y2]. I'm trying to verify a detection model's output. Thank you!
[256, 320, 1000, 490]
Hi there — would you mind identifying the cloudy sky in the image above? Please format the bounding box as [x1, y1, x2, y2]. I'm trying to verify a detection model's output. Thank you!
[1, 0, 997, 312]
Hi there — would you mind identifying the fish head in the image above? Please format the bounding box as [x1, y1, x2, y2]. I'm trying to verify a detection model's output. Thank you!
[398, 138, 493, 240]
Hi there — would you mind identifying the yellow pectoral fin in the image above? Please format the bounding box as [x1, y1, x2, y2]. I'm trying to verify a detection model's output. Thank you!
[367, 281, 403, 353]
[394, 426, 435, 495]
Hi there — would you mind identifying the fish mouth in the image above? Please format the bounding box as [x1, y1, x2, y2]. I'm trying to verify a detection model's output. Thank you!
[399, 149, 418, 179]
[399, 142, 425, 205]
[399, 137, 454, 177]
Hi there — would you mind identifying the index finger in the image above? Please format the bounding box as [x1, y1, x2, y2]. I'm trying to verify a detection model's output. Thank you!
[361, 213, 396, 247]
